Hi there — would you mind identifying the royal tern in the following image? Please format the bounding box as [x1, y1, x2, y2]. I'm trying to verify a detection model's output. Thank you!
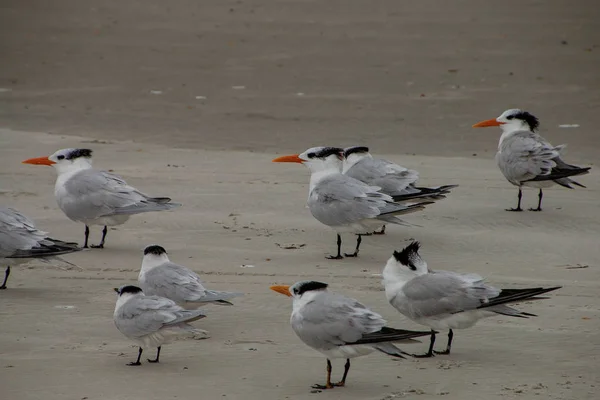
[270, 281, 432, 389]
[382, 241, 561, 357]
[113, 285, 207, 366]
[22, 148, 181, 248]
[343, 146, 458, 234]
[0, 206, 81, 289]
[473, 109, 590, 211]
[273, 147, 433, 259]
[139, 245, 243, 308]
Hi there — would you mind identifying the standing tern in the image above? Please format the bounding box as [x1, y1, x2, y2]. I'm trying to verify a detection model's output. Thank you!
[270, 281, 433, 389]
[22, 148, 181, 248]
[113, 285, 207, 366]
[473, 109, 590, 211]
[273, 147, 434, 259]
[343, 146, 458, 234]
[0, 206, 81, 289]
[382, 241, 561, 357]
[139, 244, 243, 308]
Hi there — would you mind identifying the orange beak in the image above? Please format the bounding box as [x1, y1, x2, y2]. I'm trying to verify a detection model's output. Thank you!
[472, 119, 505, 128]
[270, 285, 292, 297]
[272, 154, 303, 163]
[22, 156, 55, 166]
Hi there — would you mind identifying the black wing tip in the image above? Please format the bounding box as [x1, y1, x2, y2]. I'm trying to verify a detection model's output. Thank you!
[393, 241, 421, 264]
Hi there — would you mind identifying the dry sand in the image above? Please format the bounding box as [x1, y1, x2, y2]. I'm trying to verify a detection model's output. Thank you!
[1, 1, 600, 400]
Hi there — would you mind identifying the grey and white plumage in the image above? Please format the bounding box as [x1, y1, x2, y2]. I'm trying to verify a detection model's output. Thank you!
[113, 285, 207, 365]
[0, 206, 81, 289]
[138, 245, 243, 308]
[473, 109, 590, 211]
[270, 281, 432, 389]
[23, 148, 181, 248]
[382, 241, 561, 357]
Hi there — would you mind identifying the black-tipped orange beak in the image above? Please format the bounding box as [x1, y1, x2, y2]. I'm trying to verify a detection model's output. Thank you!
[270, 285, 292, 297]
[272, 154, 303, 163]
[22, 156, 55, 166]
[472, 119, 505, 128]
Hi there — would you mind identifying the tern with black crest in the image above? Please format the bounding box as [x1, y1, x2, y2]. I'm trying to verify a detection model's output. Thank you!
[473, 109, 590, 211]
[270, 280, 432, 389]
[382, 241, 561, 357]
[22, 148, 181, 248]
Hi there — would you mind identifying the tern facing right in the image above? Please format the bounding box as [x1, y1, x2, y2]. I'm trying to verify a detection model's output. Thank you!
[382, 242, 561, 357]
[113, 285, 207, 366]
[270, 280, 433, 390]
[22, 148, 181, 248]
[473, 109, 590, 211]
[0, 206, 81, 289]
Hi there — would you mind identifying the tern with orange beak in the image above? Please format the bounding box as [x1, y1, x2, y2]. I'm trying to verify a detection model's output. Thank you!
[272, 147, 433, 259]
[270, 281, 432, 390]
[22, 148, 181, 248]
[473, 109, 590, 211]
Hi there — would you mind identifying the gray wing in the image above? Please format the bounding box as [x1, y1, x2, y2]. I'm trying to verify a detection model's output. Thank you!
[0, 207, 80, 258]
[140, 262, 242, 304]
[308, 174, 414, 226]
[114, 295, 205, 338]
[395, 272, 501, 318]
[346, 158, 419, 196]
[291, 292, 385, 349]
[496, 131, 561, 185]
[59, 169, 180, 220]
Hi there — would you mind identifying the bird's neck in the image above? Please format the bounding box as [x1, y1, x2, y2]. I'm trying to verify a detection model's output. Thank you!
[498, 123, 530, 149]
[114, 292, 139, 312]
[342, 154, 367, 173]
[308, 168, 339, 192]
[140, 254, 170, 274]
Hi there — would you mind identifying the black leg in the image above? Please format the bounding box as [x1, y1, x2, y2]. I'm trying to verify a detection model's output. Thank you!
[434, 329, 454, 355]
[412, 330, 436, 358]
[147, 346, 161, 363]
[128, 347, 143, 366]
[529, 189, 543, 211]
[312, 359, 335, 389]
[506, 188, 523, 211]
[373, 225, 386, 235]
[91, 226, 108, 248]
[0, 266, 10, 289]
[344, 235, 362, 257]
[335, 359, 351, 387]
[327, 234, 343, 260]
[83, 225, 90, 248]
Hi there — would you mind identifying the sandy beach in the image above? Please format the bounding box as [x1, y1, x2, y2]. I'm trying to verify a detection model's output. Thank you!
[1, 2, 599, 400]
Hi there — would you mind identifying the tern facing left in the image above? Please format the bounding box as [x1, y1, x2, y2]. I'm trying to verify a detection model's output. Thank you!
[473, 109, 590, 211]
[22, 148, 181, 248]
[270, 281, 432, 389]
[382, 241, 561, 357]
[113, 285, 207, 366]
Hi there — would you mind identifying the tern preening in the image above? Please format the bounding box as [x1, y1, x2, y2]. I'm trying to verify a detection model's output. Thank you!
[270, 281, 432, 390]
[113, 285, 207, 366]
[382, 241, 561, 357]
[139, 245, 243, 308]
[343, 146, 458, 234]
[473, 109, 590, 211]
[0, 206, 81, 289]
[22, 148, 181, 248]
[273, 147, 433, 259]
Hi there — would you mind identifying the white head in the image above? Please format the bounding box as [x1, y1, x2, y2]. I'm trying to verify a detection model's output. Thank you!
[342, 146, 371, 172]
[382, 241, 428, 285]
[272, 147, 344, 174]
[472, 109, 540, 134]
[270, 280, 329, 305]
[113, 284, 144, 309]
[22, 148, 94, 175]
[141, 244, 170, 271]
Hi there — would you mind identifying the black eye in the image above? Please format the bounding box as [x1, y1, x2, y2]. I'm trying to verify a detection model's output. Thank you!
[307, 152, 316, 159]
[293, 288, 299, 294]
[57, 155, 65, 160]
[506, 115, 514, 120]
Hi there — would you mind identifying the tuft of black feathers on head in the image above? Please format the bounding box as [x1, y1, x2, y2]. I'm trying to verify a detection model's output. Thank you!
[307, 147, 344, 159]
[508, 111, 539, 132]
[294, 281, 329, 296]
[65, 149, 93, 160]
[118, 285, 143, 295]
[343, 146, 370, 158]
[392, 241, 421, 270]
[143, 245, 167, 256]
